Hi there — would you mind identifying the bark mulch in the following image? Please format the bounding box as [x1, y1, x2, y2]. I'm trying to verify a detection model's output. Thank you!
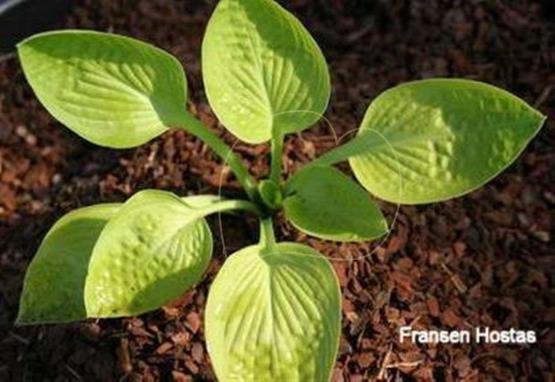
[0, 0, 553, 381]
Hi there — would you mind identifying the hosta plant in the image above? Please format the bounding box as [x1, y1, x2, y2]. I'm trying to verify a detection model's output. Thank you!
[16, 0, 545, 380]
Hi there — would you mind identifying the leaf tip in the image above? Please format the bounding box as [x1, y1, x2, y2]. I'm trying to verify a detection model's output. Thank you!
[14, 309, 32, 327]
[538, 111, 548, 125]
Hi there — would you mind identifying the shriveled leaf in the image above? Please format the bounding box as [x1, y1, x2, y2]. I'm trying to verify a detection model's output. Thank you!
[17, 204, 120, 324]
[85, 190, 213, 317]
[202, 0, 330, 143]
[284, 166, 387, 241]
[206, 242, 340, 382]
[349, 79, 546, 204]
[18, 30, 187, 148]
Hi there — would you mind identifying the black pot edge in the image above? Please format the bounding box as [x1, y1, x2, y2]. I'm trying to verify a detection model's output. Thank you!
[0, 0, 75, 54]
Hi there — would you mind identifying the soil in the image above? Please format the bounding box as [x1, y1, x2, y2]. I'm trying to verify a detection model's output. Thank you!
[0, 0, 553, 381]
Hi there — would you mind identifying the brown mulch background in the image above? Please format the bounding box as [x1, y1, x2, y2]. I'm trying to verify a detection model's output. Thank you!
[1, 0, 554, 381]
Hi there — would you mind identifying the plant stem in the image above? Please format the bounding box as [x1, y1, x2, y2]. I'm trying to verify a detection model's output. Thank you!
[175, 112, 258, 200]
[259, 217, 276, 248]
[269, 132, 284, 184]
[196, 199, 263, 217]
[307, 131, 390, 168]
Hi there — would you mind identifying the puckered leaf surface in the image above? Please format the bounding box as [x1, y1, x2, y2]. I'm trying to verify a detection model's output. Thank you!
[18, 30, 187, 148]
[202, 0, 330, 143]
[349, 79, 546, 204]
[85, 190, 213, 317]
[206, 242, 341, 382]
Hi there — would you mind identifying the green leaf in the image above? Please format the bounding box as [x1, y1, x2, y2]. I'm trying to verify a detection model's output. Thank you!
[17, 204, 120, 324]
[84, 190, 213, 317]
[348, 79, 546, 204]
[206, 242, 341, 382]
[18, 30, 187, 148]
[202, 0, 330, 144]
[284, 166, 388, 241]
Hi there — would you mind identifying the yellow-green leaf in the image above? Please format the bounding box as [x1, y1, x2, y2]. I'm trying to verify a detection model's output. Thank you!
[206, 242, 341, 381]
[202, 0, 330, 143]
[18, 30, 187, 148]
[284, 166, 388, 241]
[84, 190, 213, 317]
[349, 79, 546, 204]
[17, 204, 120, 324]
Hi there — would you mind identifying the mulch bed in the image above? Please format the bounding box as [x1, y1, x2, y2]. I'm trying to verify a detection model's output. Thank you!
[0, 0, 553, 381]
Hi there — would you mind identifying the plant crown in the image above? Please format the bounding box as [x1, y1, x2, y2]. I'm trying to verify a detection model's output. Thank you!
[16, 0, 545, 380]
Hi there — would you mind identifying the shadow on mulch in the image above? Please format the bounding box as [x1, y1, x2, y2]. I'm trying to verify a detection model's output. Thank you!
[0, 0, 553, 381]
